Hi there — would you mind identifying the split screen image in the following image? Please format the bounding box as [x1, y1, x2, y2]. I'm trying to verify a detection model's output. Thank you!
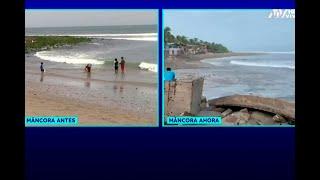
[25, 9, 295, 127]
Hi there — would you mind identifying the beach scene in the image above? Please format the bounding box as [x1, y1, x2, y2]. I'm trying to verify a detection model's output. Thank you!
[25, 10, 158, 125]
[164, 10, 295, 126]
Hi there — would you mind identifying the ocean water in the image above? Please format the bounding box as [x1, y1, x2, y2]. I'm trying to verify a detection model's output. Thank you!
[177, 52, 295, 101]
[25, 25, 158, 70]
[25, 25, 157, 36]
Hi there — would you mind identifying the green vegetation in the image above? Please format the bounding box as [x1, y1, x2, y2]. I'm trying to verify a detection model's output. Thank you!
[25, 36, 91, 53]
[164, 27, 229, 53]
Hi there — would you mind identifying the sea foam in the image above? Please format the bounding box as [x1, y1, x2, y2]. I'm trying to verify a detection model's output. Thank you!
[138, 62, 158, 73]
[230, 60, 295, 69]
[35, 51, 104, 65]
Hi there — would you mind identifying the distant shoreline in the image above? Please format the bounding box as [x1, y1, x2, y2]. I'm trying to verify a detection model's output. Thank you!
[165, 52, 263, 69]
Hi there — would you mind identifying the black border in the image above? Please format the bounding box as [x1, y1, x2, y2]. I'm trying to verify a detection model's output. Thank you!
[7, 0, 315, 179]
[296, 0, 316, 179]
[4, 1, 25, 180]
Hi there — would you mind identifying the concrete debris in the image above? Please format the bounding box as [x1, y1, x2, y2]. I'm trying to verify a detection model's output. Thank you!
[221, 108, 233, 118]
[273, 114, 286, 123]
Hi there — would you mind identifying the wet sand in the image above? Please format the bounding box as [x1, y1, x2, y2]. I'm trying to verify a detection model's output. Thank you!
[25, 55, 157, 125]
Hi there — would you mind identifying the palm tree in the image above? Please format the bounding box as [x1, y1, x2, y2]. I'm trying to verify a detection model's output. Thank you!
[176, 35, 182, 44]
[180, 36, 188, 45]
[194, 38, 199, 44]
[164, 27, 172, 44]
[189, 39, 195, 44]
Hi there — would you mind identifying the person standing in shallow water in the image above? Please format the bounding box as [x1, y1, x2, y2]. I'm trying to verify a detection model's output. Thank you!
[84, 64, 92, 87]
[120, 57, 126, 73]
[114, 58, 119, 74]
[84, 64, 92, 73]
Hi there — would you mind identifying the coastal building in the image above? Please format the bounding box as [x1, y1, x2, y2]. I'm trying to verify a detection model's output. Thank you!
[185, 44, 208, 55]
[165, 43, 208, 57]
[198, 44, 208, 54]
[165, 43, 185, 57]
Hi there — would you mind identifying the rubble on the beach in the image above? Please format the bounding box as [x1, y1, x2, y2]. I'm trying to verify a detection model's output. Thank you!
[199, 95, 295, 125]
[165, 78, 295, 126]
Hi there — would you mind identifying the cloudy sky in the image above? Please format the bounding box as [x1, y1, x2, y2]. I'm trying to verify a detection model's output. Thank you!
[165, 10, 295, 52]
[25, 10, 157, 27]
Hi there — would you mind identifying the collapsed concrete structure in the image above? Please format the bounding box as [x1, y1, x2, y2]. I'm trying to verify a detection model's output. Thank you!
[208, 95, 295, 120]
[164, 77, 295, 125]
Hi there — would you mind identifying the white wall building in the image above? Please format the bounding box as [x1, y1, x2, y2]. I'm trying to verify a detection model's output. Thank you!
[165, 43, 184, 56]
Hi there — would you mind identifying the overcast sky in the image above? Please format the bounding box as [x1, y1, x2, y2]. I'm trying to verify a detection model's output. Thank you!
[25, 10, 157, 27]
[165, 10, 295, 52]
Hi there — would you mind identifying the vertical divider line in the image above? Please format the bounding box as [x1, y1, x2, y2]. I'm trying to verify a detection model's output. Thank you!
[158, 8, 163, 127]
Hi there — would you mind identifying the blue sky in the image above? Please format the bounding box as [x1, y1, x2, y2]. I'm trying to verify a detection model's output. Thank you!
[164, 10, 295, 52]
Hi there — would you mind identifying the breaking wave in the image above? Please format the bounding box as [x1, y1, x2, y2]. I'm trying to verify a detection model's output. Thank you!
[230, 60, 295, 69]
[35, 51, 104, 64]
[27, 33, 157, 42]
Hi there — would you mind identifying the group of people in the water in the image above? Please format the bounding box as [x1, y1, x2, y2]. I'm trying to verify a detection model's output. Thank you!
[40, 57, 126, 74]
[83, 56, 126, 74]
[113, 57, 126, 74]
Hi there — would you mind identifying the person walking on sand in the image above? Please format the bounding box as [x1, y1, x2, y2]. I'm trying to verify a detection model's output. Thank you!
[120, 57, 126, 73]
[114, 58, 119, 74]
[40, 62, 45, 72]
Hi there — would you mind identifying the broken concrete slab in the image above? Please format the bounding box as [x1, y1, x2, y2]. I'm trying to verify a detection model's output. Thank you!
[197, 110, 222, 116]
[208, 95, 295, 120]
[222, 110, 250, 125]
[221, 108, 233, 117]
[234, 111, 250, 125]
[250, 111, 274, 125]
[239, 108, 249, 113]
[273, 114, 286, 123]
[222, 114, 238, 124]
[212, 107, 225, 113]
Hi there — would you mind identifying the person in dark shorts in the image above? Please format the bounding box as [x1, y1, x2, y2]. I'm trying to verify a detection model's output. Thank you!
[114, 58, 119, 73]
[40, 62, 45, 72]
[120, 57, 126, 73]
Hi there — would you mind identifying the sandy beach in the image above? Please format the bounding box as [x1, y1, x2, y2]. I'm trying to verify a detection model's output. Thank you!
[25, 54, 157, 125]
